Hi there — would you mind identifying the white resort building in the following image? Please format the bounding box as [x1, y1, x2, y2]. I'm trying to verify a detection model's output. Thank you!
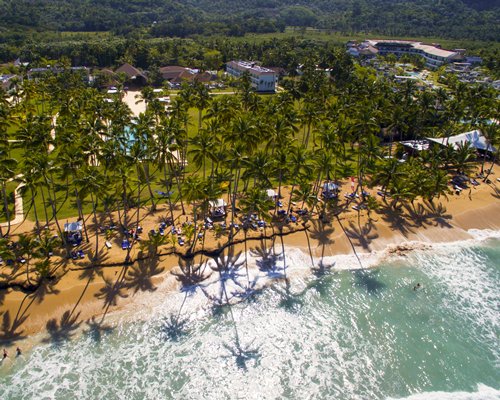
[226, 61, 277, 92]
[349, 40, 462, 68]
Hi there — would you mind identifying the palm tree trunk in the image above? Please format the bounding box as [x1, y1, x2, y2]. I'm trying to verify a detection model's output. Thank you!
[40, 185, 50, 227]
[31, 188, 41, 237]
[2, 183, 11, 237]
[91, 193, 99, 262]
[483, 148, 499, 182]
[45, 174, 65, 246]
[74, 187, 89, 242]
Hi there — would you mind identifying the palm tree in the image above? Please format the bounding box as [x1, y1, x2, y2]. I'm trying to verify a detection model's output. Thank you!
[188, 129, 216, 180]
[181, 175, 206, 251]
[0, 143, 17, 237]
[16, 233, 37, 285]
[76, 166, 106, 261]
[192, 81, 211, 131]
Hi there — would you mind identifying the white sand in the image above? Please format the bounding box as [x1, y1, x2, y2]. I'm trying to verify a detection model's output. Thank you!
[122, 90, 146, 116]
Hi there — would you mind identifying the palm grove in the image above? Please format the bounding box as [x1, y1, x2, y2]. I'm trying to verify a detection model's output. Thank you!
[0, 57, 498, 292]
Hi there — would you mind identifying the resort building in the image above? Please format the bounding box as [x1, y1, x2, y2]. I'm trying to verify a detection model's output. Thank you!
[115, 63, 147, 87]
[226, 61, 277, 92]
[348, 40, 462, 68]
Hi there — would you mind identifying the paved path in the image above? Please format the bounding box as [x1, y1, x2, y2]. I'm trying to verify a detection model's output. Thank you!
[0, 175, 25, 228]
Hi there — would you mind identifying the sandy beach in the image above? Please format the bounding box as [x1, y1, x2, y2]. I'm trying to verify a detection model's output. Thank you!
[1, 177, 499, 350]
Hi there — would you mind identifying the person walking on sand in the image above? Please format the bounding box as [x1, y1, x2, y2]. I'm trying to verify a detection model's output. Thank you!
[3, 348, 7, 359]
[16, 347, 21, 357]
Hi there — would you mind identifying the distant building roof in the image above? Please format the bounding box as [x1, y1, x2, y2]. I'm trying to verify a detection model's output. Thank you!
[227, 61, 276, 76]
[115, 63, 146, 80]
[365, 39, 459, 59]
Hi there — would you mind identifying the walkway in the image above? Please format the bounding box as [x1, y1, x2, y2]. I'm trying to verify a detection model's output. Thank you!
[0, 175, 25, 228]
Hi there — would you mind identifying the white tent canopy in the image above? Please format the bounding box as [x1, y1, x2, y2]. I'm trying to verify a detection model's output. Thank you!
[323, 182, 339, 192]
[266, 189, 276, 198]
[427, 130, 496, 153]
[64, 221, 82, 232]
[209, 199, 227, 209]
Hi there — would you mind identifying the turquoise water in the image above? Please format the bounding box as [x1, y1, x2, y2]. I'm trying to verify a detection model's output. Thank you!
[1, 236, 499, 399]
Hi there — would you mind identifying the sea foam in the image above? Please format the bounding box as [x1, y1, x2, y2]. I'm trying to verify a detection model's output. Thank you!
[387, 384, 500, 400]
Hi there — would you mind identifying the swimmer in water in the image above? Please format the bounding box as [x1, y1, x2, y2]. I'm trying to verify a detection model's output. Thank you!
[16, 347, 21, 357]
[413, 283, 421, 291]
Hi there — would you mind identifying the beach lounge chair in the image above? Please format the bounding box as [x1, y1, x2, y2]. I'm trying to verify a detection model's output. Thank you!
[121, 240, 131, 250]
[155, 190, 173, 198]
[77, 250, 85, 259]
[178, 238, 184, 246]
[105, 241, 112, 249]
[290, 215, 297, 223]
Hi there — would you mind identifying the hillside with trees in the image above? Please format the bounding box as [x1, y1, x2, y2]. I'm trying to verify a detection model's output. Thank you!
[0, 0, 498, 41]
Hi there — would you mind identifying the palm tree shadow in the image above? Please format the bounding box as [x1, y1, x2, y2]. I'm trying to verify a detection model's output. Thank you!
[276, 286, 303, 312]
[211, 246, 246, 287]
[158, 314, 189, 342]
[308, 219, 335, 247]
[0, 310, 27, 344]
[250, 242, 282, 276]
[308, 219, 336, 263]
[352, 269, 386, 294]
[421, 200, 453, 228]
[125, 257, 165, 294]
[489, 184, 500, 200]
[344, 220, 379, 251]
[43, 310, 82, 345]
[95, 275, 129, 309]
[171, 257, 210, 292]
[84, 316, 114, 342]
[378, 204, 416, 237]
[32, 277, 61, 304]
[309, 261, 337, 297]
[222, 339, 261, 371]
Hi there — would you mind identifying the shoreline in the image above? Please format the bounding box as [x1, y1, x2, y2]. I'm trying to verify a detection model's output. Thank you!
[1, 180, 499, 351]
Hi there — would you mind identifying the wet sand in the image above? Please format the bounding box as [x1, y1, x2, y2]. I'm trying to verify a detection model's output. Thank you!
[1, 178, 499, 349]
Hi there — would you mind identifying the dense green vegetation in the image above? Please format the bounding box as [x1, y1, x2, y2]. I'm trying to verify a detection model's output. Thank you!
[0, 0, 498, 41]
[0, 43, 498, 307]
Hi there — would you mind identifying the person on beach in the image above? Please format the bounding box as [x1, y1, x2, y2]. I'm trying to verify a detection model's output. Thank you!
[3, 348, 7, 359]
[16, 347, 21, 357]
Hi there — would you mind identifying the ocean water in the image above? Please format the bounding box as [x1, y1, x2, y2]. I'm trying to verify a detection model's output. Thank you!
[1, 233, 499, 400]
